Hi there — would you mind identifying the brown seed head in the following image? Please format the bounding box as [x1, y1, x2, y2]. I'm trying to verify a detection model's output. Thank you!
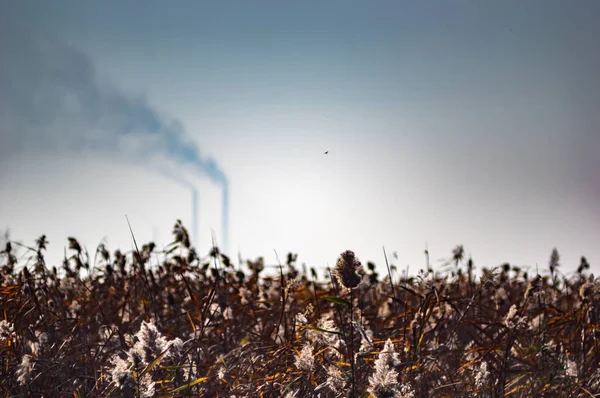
[334, 250, 362, 290]
[525, 274, 542, 299]
[579, 282, 596, 301]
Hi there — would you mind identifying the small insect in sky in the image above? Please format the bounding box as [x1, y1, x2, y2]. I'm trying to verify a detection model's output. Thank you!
[324, 151, 329, 154]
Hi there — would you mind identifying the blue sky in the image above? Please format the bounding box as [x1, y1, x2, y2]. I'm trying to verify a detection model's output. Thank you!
[1, 1, 599, 277]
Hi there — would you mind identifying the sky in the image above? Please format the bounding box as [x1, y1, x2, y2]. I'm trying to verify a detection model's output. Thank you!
[1, 1, 599, 278]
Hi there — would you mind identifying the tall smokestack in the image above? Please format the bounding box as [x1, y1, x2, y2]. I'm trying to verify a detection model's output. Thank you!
[188, 159, 229, 254]
[222, 182, 229, 253]
[154, 161, 228, 254]
[192, 187, 199, 250]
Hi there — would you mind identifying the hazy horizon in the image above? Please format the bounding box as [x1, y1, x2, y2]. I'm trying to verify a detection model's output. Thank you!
[1, 1, 599, 277]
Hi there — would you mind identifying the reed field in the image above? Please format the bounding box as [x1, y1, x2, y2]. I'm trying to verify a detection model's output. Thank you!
[1, 221, 599, 397]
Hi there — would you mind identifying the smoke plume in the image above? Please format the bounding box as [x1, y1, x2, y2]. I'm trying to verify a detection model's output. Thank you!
[0, 22, 229, 251]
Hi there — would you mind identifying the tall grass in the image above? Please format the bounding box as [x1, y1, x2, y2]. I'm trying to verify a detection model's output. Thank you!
[0, 222, 598, 397]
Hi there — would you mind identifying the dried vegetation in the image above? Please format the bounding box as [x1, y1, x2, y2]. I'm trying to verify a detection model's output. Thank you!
[0, 223, 599, 397]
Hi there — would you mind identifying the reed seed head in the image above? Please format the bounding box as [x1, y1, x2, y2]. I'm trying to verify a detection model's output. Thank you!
[579, 282, 596, 301]
[524, 274, 542, 299]
[334, 250, 362, 290]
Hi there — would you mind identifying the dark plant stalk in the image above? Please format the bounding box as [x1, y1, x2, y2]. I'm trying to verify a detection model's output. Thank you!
[349, 287, 355, 398]
[311, 272, 321, 319]
[383, 246, 397, 301]
[274, 250, 286, 344]
[327, 267, 348, 343]
[125, 215, 155, 320]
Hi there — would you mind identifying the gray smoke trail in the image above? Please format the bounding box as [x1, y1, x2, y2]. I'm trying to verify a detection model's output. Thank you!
[0, 22, 229, 251]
